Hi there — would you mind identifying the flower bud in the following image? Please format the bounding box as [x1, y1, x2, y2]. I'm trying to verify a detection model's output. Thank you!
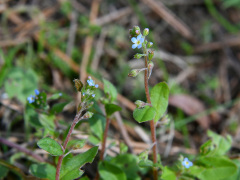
[85, 101, 94, 109]
[135, 30, 140, 35]
[135, 100, 146, 108]
[128, 69, 138, 77]
[148, 50, 154, 60]
[82, 111, 93, 119]
[143, 28, 149, 36]
[147, 42, 153, 48]
[73, 79, 83, 92]
[134, 53, 144, 59]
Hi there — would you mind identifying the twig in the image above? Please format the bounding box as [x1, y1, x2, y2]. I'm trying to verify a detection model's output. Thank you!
[66, 8, 78, 56]
[114, 112, 134, 153]
[0, 137, 45, 163]
[79, 0, 101, 106]
[91, 28, 108, 71]
[141, 0, 194, 40]
[194, 35, 240, 53]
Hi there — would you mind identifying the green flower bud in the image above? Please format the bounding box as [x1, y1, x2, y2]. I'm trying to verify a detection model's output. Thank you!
[135, 30, 140, 35]
[135, 100, 146, 108]
[85, 101, 94, 109]
[148, 50, 154, 60]
[129, 26, 141, 38]
[82, 111, 93, 119]
[147, 42, 153, 48]
[128, 69, 138, 77]
[134, 53, 144, 59]
[143, 28, 149, 36]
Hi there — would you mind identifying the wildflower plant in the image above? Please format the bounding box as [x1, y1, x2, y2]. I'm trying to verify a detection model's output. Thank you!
[29, 78, 99, 180]
[129, 26, 170, 179]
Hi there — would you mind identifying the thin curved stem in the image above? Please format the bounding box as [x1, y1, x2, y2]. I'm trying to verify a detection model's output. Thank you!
[55, 110, 82, 180]
[144, 55, 158, 180]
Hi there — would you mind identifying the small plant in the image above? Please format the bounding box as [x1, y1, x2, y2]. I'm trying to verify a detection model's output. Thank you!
[129, 26, 170, 179]
[29, 77, 99, 180]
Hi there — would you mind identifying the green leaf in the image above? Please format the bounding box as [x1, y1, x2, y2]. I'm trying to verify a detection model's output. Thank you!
[103, 79, 118, 102]
[29, 163, 56, 180]
[105, 104, 122, 117]
[190, 156, 237, 180]
[110, 154, 140, 180]
[60, 146, 98, 180]
[88, 113, 106, 142]
[67, 139, 86, 150]
[207, 130, 232, 156]
[37, 137, 63, 156]
[133, 106, 156, 123]
[4, 67, 38, 104]
[99, 161, 127, 180]
[0, 164, 8, 179]
[50, 102, 68, 114]
[39, 114, 55, 131]
[150, 82, 169, 122]
[161, 167, 177, 180]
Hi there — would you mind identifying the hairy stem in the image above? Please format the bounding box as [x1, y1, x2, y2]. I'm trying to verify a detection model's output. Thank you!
[55, 110, 83, 180]
[144, 55, 158, 180]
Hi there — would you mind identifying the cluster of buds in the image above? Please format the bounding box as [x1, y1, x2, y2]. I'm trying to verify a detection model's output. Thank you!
[129, 26, 155, 79]
[74, 77, 98, 112]
[27, 89, 40, 104]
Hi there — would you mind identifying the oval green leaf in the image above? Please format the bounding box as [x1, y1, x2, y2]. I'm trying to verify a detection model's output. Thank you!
[60, 146, 98, 180]
[37, 137, 63, 156]
[30, 163, 56, 180]
[150, 82, 169, 123]
[103, 79, 117, 103]
[133, 106, 156, 123]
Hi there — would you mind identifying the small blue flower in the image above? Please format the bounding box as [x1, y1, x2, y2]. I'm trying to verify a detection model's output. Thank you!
[82, 92, 85, 96]
[92, 94, 95, 97]
[95, 84, 99, 88]
[131, 34, 144, 49]
[87, 79, 95, 86]
[34, 89, 40, 95]
[182, 157, 193, 168]
[59, 93, 62, 96]
[27, 95, 35, 104]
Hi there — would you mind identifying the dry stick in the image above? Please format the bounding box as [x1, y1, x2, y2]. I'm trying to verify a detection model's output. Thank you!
[0, 137, 45, 163]
[144, 55, 158, 180]
[141, 0, 193, 40]
[55, 110, 83, 180]
[79, 0, 100, 83]
[114, 112, 134, 153]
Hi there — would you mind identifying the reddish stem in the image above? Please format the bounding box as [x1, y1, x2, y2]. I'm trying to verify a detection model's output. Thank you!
[95, 117, 111, 180]
[55, 111, 82, 180]
[100, 117, 110, 161]
[144, 56, 158, 180]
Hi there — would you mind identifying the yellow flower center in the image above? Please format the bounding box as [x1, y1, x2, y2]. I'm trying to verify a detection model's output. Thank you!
[137, 40, 141, 45]
[186, 161, 189, 165]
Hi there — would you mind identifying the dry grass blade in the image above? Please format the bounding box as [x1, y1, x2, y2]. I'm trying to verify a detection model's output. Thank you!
[141, 0, 194, 40]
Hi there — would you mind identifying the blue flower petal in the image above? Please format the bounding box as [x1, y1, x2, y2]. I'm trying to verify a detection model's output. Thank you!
[137, 34, 142, 40]
[34, 89, 40, 95]
[132, 44, 138, 49]
[131, 37, 137, 43]
[140, 38, 144, 43]
[137, 44, 142, 49]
